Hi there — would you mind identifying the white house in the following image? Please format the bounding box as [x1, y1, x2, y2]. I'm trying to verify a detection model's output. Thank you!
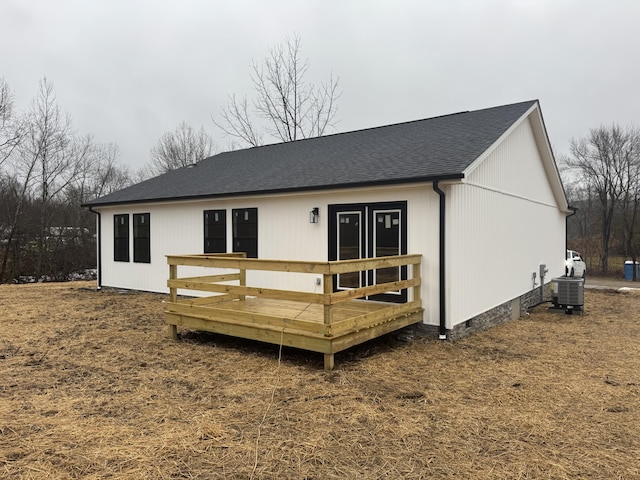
[84, 100, 569, 340]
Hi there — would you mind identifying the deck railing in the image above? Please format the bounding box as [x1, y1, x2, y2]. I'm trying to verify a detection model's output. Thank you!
[166, 253, 422, 339]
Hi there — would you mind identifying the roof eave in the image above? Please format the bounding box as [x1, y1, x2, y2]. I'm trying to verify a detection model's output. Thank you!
[81, 173, 466, 209]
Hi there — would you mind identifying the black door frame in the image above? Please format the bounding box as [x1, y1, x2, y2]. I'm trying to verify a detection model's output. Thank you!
[328, 201, 407, 303]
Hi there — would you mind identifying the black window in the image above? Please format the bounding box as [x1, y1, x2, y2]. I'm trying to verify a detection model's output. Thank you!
[133, 213, 150, 263]
[232, 208, 258, 258]
[114, 214, 129, 262]
[204, 209, 226, 253]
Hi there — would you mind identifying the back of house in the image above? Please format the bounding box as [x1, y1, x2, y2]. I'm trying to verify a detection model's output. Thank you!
[84, 99, 569, 338]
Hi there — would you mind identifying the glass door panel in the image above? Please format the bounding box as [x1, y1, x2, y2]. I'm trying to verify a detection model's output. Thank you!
[373, 210, 401, 289]
[337, 212, 362, 289]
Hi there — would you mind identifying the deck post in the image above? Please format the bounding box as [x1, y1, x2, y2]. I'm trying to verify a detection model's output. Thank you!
[239, 257, 247, 301]
[413, 258, 421, 303]
[168, 263, 178, 339]
[168, 324, 178, 340]
[323, 272, 334, 336]
[169, 264, 177, 303]
[324, 353, 335, 370]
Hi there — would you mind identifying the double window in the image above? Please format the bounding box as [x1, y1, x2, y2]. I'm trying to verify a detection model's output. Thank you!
[202, 208, 258, 258]
[113, 213, 150, 263]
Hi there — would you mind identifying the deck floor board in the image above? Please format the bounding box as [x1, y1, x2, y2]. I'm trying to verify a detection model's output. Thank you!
[193, 297, 393, 324]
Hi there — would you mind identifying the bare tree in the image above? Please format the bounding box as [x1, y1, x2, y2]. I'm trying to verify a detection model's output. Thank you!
[142, 122, 217, 178]
[0, 78, 25, 168]
[616, 130, 640, 278]
[59, 140, 130, 275]
[563, 125, 640, 273]
[12, 78, 81, 278]
[214, 33, 340, 147]
[0, 77, 131, 282]
[67, 139, 130, 204]
[91, 143, 131, 198]
[0, 151, 36, 282]
[567, 183, 602, 269]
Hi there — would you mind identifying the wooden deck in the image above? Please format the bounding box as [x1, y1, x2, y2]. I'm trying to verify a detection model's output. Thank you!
[165, 253, 423, 369]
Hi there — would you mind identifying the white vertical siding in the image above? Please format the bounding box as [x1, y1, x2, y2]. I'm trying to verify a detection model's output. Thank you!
[101, 203, 205, 294]
[466, 117, 558, 205]
[446, 116, 566, 327]
[97, 185, 442, 325]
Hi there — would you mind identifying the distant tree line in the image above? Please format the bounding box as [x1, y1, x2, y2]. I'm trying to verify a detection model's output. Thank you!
[562, 124, 640, 277]
[0, 77, 131, 282]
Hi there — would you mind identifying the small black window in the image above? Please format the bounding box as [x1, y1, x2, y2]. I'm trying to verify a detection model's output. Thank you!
[204, 210, 226, 253]
[114, 214, 129, 262]
[133, 213, 150, 263]
[232, 208, 258, 258]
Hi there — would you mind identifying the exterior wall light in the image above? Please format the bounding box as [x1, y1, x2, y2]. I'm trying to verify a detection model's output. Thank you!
[310, 207, 319, 224]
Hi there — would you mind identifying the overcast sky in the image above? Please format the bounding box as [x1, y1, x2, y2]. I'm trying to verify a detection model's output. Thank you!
[1, 0, 638, 171]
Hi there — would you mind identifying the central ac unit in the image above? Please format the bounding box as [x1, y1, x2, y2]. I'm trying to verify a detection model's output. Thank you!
[551, 277, 584, 314]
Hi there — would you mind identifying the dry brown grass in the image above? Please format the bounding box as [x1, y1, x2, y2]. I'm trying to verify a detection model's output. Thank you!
[1, 281, 639, 479]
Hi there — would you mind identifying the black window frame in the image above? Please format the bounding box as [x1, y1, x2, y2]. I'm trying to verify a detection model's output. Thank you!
[232, 208, 258, 258]
[113, 214, 130, 262]
[133, 213, 151, 264]
[204, 209, 227, 254]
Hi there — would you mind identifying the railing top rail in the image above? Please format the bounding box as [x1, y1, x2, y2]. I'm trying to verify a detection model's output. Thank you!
[327, 254, 422, 274]
[167, 253, 421, 275]
[166, 255, 331, 274]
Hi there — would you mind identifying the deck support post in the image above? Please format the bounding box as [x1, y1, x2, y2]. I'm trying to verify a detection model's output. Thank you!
[239, 260, 247, 301]
[413, 259, 421, 303]
[168, 324, 178, 340]
[323, 273, 335, 369]
[323, 273, 334, 336]
[169, 264, 177, 303]
[168, 263, 178, 340]
[324, 353, 335, 370]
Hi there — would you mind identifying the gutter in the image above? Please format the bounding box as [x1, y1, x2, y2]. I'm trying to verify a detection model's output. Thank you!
[433, 181, 447, 339]
[88, 207, 102, 290]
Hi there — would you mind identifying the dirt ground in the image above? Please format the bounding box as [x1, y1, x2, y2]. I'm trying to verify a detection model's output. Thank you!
[0, 281, 639, 479]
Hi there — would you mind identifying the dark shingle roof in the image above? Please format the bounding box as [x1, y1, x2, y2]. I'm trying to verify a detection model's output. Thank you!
[85, 100, 537, 207]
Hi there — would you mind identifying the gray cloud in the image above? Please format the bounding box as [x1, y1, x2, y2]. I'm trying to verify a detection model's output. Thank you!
[1, 0, 638, 169]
